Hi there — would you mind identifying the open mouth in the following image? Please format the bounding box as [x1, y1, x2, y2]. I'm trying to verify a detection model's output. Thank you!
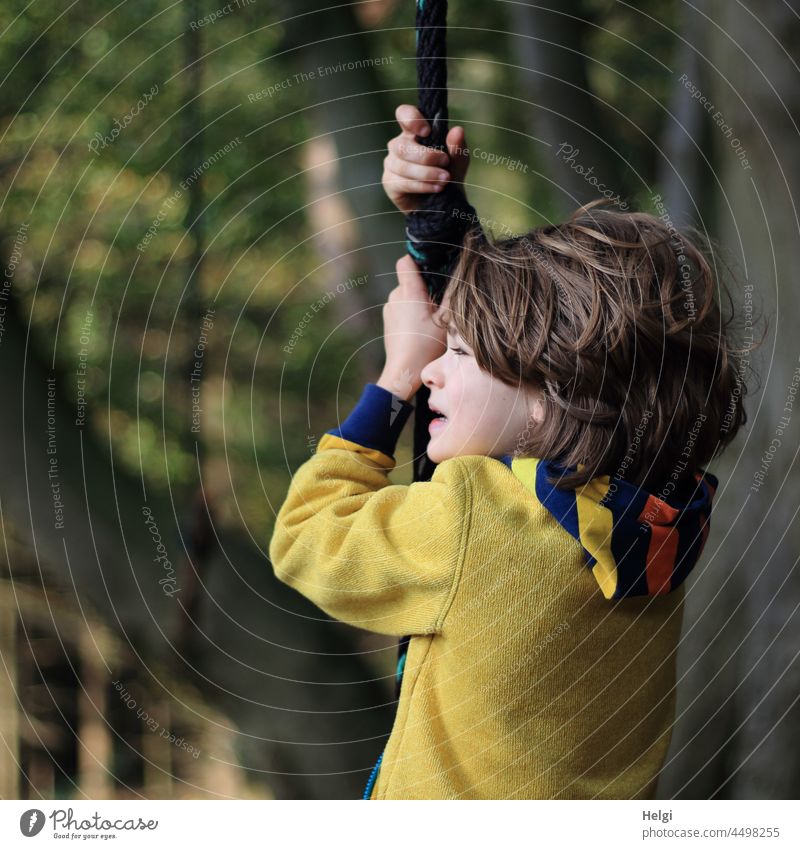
[429, 403, 448, 423]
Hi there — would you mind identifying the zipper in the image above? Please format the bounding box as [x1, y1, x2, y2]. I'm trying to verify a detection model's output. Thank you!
[362, 751, 383, 800]
[362, 639, 410, 799]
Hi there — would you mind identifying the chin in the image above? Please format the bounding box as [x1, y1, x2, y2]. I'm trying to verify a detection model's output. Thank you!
[426, 442, 451, 464]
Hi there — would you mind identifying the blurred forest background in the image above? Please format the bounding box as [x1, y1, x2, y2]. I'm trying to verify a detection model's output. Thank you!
[0, 0, 798, 800]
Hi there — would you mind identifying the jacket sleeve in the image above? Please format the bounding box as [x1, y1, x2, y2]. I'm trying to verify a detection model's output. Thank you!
[268, 383, 469, 636]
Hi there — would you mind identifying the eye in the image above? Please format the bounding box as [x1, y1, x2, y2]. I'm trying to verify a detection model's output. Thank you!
[448, 346, 468, 356]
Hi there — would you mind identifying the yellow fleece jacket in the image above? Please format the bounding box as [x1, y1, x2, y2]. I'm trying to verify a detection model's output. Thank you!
[268, 383, 717, 800]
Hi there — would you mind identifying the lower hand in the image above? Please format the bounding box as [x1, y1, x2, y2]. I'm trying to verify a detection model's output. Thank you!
[377, 255, 447, 400]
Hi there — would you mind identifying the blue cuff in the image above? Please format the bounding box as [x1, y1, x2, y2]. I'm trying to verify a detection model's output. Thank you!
[325, 383, 415, 460]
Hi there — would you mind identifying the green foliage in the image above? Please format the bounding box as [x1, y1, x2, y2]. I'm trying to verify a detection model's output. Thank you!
[0, 0, 684, 541]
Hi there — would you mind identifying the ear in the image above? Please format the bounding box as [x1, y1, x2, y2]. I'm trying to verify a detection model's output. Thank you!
[528, 389, 546, 424]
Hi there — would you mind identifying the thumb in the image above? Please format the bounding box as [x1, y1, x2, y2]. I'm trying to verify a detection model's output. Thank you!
[396, 254, 425, 288]
[446, 126, 469, 183]
[396, 254, 433, 302]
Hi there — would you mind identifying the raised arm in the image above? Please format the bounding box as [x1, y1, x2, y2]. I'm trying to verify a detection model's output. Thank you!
[268, 384, 469, 637]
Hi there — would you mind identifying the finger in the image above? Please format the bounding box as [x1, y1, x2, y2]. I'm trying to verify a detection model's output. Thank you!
[446, 126, 466, 159]
[382, 172, 446, 195]
[396, 103, 430, 138]
[395, 256, 430, 295]
[396, 254, 424, 282]
[446, 126, 470, 182]
[386, 155, 449, 184]
[396, 254, 419, 274]
[388, 136, 449, 168]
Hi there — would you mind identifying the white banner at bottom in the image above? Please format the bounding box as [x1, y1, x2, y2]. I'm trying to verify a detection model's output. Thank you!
[0, 799, 796, 848]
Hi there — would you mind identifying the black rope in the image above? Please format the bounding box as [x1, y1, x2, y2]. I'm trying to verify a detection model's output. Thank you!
[407, 0, 481, 485]
[395, 0, 481, 700]
[365, 1, 483, 799]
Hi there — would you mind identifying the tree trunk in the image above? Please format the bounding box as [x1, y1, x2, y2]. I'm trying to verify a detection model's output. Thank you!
[283, 0, 404, 304]
[655, 3, 706, 230]
[659, 0, 800, 799]
[507, 0, 627, 216]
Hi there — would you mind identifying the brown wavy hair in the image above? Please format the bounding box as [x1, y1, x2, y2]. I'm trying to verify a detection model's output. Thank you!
[437, 199, 757, 492]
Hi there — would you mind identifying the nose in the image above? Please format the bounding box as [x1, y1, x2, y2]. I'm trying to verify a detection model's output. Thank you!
[421, 352, 445, 389]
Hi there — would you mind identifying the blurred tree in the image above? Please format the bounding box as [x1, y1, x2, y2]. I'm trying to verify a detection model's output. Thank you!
[0, 0, 400, 798]
[659, 0, 800, 800]
[508, 0, 626, 215]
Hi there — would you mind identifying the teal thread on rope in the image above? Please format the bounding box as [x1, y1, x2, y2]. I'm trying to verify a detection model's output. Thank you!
[396, 651, 407, 684]
[405, 239, 426, 262]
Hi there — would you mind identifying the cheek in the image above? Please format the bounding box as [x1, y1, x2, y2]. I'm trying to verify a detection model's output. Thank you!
[444, 361, 466, 402]
[479, 382, 525, 432]
[448, 364, 492, 418]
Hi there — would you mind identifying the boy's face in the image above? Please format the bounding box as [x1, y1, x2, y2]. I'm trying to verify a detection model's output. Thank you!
[420, 323, 545, 463]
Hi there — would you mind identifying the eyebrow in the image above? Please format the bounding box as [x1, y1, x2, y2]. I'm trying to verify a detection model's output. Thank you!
[446, 325, 472, 350]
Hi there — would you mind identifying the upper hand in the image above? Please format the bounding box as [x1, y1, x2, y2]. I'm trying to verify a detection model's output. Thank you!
[382, 103, 470, 215]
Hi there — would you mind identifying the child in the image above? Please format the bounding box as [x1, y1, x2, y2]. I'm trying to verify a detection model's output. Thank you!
[268, 105, 747, 799]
